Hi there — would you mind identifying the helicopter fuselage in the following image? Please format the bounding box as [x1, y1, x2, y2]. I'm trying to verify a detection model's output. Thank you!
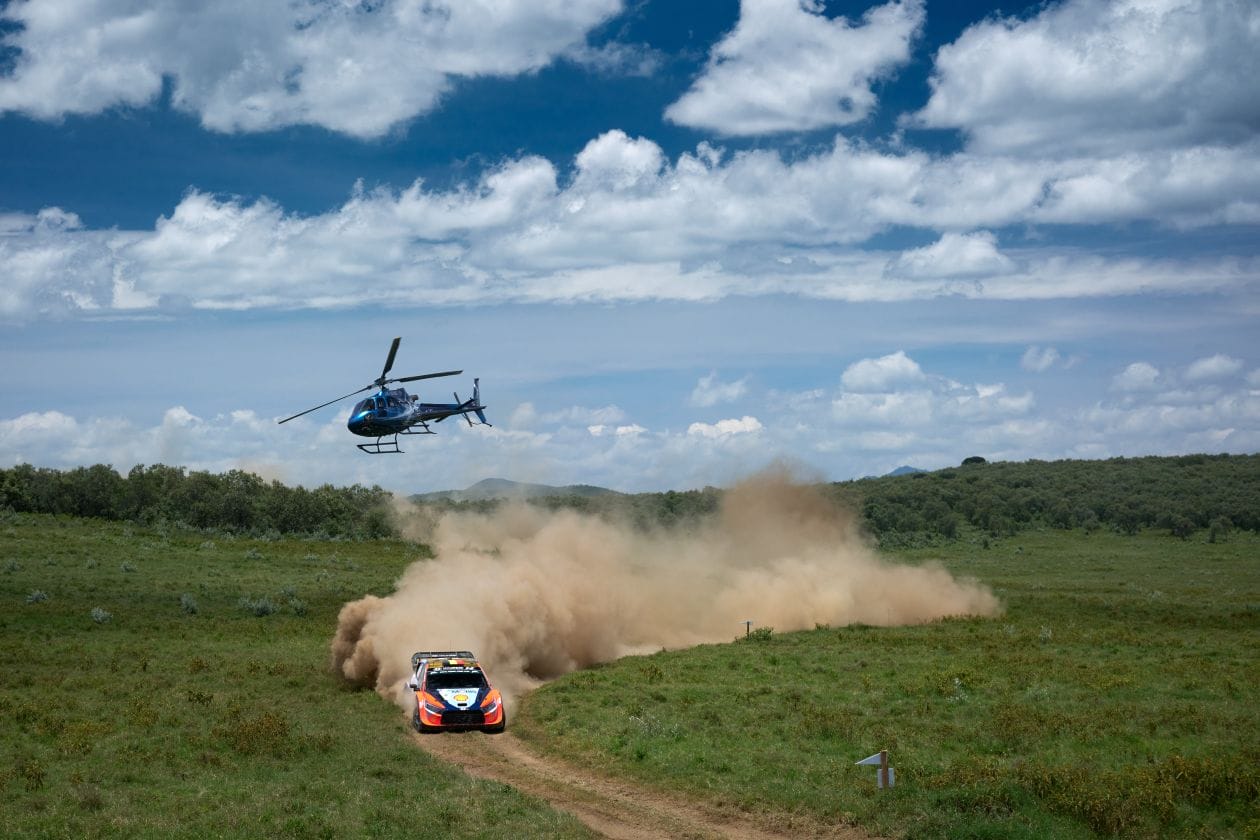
[348, 388, 421, 437]
[346, 382, 489, 448]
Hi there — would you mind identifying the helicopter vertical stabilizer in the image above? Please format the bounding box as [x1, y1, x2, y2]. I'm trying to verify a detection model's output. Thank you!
[472, 378, 488, 426]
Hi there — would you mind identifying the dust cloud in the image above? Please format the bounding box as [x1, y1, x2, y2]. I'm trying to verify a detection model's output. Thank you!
[331, 467, 1001, 710]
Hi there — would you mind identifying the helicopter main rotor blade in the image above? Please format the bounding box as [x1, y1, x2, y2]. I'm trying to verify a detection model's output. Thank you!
[277, 385, 372, 424]
[392, 370, 463, 384]
[379, 336, 401, 383]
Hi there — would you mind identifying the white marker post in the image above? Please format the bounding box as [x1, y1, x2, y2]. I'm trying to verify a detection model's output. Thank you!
[855, 750, 894, 789]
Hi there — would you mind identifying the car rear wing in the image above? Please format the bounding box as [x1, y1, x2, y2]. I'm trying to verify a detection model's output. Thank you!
[411, 650, 476, 670]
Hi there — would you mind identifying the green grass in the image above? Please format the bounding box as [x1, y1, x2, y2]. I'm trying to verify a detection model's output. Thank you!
[5, 511, 1258, 838]
[0, 512, 590, 838]
[514, 528, 1260, 838]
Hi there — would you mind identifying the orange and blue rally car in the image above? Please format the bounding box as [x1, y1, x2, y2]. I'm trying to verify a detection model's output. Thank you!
[408, 650, 506, 733]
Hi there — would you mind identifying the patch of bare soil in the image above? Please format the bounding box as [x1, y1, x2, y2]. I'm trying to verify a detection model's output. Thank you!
[412, 730, 877, 840]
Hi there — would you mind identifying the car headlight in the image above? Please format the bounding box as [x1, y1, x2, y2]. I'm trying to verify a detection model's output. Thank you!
[423, 700, 445, 715]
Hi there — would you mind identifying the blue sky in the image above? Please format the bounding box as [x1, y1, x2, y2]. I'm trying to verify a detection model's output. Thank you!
[1, 0, 1257, 493]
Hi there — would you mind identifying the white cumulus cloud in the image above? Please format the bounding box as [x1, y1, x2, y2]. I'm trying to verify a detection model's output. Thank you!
[1112, 362, 1162, 392]
[687, 416, 763, 438]
[665, 0, 924, 135]
[0, 0, 622, 138]
[690, 372, 749, 407]
[841, 350, 924, 392]
[1185, 353, 1244, 381]
[1021, 346, 1060, 373]
[889, 231, 1015, 279]
[911, 0, 1260, 157]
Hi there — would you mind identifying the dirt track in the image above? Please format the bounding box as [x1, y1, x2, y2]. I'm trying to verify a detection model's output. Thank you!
[413, 729, 876, 839]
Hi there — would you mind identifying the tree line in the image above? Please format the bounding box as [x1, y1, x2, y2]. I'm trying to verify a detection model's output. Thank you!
[2, 453, 1256, 543]
[835, 453, 1259, 546]
[0, 463, 393, 538]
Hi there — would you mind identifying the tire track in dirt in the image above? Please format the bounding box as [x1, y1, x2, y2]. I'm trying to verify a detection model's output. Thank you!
[412, 730, 876, 840]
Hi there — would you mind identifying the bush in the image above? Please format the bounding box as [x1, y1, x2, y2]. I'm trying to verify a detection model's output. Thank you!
[90, 607, 112, 624]
[237, 596, 276, 617]
[25, 590, 48, 604]
[1208, 515, 1232, 543]
[179, 593, 199, 615]
[216, 711, 292, 757]
[741, 626, 774, 642]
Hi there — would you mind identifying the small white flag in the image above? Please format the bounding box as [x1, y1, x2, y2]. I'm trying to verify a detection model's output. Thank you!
[855, 752, 884, 766]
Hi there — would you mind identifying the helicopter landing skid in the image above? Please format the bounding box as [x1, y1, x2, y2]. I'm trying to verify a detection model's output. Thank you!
[356, 425, 434, 455]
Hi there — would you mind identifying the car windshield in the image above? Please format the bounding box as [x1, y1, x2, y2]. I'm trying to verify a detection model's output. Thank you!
[427, 671, 487, 690]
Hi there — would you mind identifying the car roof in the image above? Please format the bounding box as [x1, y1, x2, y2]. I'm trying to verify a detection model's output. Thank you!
[427, 657, 483, 672]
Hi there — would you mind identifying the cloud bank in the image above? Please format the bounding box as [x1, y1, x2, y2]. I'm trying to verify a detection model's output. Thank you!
[3, 130, 1257, 320]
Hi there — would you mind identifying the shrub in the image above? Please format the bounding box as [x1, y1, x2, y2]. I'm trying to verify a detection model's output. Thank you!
[90, 607, 112, 624]
[19, 758, 45, 791]
[238, 596, 276, 617]
[74, 783, 105, 811]
[741, 626, 774, 643]
[217, 711, 292, 756]
[1208, 516, 1232, 543]
[25, 590, 48, 604]
[179, 593, 198, 615]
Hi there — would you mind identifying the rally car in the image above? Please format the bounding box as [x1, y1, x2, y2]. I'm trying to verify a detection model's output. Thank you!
[408, 650, 506, 733]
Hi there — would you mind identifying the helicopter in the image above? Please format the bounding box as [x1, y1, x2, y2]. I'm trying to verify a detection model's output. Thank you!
[278, 337, 490, 454]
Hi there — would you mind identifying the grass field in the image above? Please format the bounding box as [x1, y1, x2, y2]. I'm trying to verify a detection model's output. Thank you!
[514, 528, 1260, 838]
[0, 511, 589, 838]
[3, 510, 1258, 838]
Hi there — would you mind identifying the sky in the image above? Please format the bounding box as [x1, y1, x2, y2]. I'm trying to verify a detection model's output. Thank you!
[1, 0, 1258, 494]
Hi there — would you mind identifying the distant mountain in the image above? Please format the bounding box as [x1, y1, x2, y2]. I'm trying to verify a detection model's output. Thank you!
[413, 477, 619, 502]
[886, 465, 926, 477]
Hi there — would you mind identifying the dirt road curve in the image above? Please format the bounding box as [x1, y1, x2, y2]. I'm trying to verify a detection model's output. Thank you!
[413, 730, 875, 840]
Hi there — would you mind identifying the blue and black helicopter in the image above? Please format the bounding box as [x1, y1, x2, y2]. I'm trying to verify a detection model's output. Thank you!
[278, 337, 490, 454]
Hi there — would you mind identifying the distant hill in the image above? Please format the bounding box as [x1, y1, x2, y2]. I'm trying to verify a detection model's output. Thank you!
[413, 477, 619, 503]
[860, 465, 927, 479]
